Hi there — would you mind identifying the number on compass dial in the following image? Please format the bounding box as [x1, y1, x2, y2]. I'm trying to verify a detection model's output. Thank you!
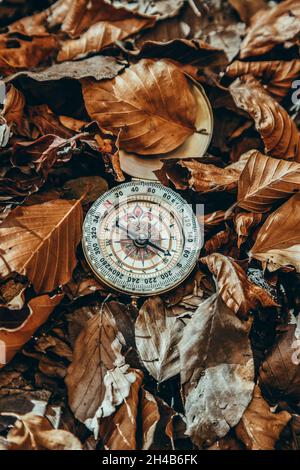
[82, 181, 201, 296]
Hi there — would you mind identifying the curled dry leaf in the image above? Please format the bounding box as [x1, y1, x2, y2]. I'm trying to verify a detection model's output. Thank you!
[0, 199, 83, 293]
[236, 385, 291, 450]
[28, 105, 75, 140]
[3, 413, 82, 450]
[0, 294, 63, 367]
[200, 210, 228, 235]
[227, 60, 300, 101]
[65, 302, 137, 437]
[99, 369, 143, 450]
[156, 155, 249, 192]
[250, 194, 300, 272]
[2, 84, 28, 137]
[238, 150, 300, 213]
[230, 76, 300, 162]
[201, 253, 278, 319]
[82, 59, 197, 155]
[234, 212, 263, 248]
[259, 314, 300, 404]
[180, 294, 255, 448]
[57, 0, 156, 61]
[240, 0, 300, 58]
[135, 296, 190, 383]
[204, 228, 231, 256]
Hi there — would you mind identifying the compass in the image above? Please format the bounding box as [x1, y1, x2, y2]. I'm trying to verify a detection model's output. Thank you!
[82, 180, 202, 296]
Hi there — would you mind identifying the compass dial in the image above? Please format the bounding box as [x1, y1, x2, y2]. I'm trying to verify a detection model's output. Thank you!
[82, 181, 202, 296]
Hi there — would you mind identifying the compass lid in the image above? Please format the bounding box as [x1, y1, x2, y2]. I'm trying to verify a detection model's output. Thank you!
[119, 80, 213, 181]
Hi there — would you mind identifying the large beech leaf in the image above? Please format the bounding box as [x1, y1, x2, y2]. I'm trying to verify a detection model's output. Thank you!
[240, 0, 300, 59]
[238, 151, 300, 213]
[180, 294, 255, 448]
[251, 194, 300, 272]
[65, 302, 137, 437]
[81, 59, 197, 155]
[201, 253, 277, 319]
[230, 76, 300, 162]
[0, 199, 82, 293]
[227, 60, 300, 101]
[135, 296, 190, 383]
[259, 314, 300, 404]
[3, 413, 82, 450]
[236, 385, 291, 450]
[0, 293, 63, 367]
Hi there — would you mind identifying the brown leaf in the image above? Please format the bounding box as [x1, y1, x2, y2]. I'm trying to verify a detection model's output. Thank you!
[0, 199, 83, 293]
[3, 413, 82, 450]
[2, 84, 28, 137]
[240, 0, 300, 58]
[238, 150, 300, 213]
[250, 194, 300, 272]
[201, 253, 278, 318]
[135, 297, 190, 383]
[0, 293, 63, 366]
[99, 369, 143, 450]
[230, 76, 300, 162]
[82, 59, 197, 155]
[228, 0, 268, 25]
[236, 385, 291, 450]
[65, 302, 137, 437]
[180, 294, 255, 448]
[204, 229, 231, 255]
[259, 314, 300, 404]
[28, 105, 75, 140]
[141, 389, 160, 450]
[227, 60, 300, 101]
[234, 212, 263, 248]
[0, 33, 58, 75]
[157, 155, 249, 192]
[8, 55, 126, 83]
[57, 0, 156, 61]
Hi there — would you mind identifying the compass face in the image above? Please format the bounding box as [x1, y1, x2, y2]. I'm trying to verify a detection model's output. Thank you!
[82, 181, 202, 296]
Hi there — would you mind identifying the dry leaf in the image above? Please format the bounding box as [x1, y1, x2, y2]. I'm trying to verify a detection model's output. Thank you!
[230, 76, 300, 162]
[240, 0, 300, 58]
[62, 176, 108, 204]
[65, 302, 137, 437]
[0, 33, 58, 75]
[0, 199, 83, 293]
[135, 296, 190, 383]
[141, 389, 160, 450]
[250, 194, 300, 272]
[227, 60, 300, 101]
[57, 0, 156, 61]
[180, 294, 255, 448]
[236, 385, 291, 450]
[2, 84, 28, 136]
[259, 314, 300, 404]
[99, 369, 143, 450]
[234, 212, 263, 248]
[81, 59, 197, 155]
[3, 413, 82, 450]
[157, 156, 249, 192]
[201, 253, 277, 319]
[204, 229, 231, 255]
[0, 294, 63, 367]
[238, 150, 300, 213]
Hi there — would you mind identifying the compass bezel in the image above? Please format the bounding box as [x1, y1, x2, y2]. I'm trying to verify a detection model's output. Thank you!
[82, 181, 202, 296]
